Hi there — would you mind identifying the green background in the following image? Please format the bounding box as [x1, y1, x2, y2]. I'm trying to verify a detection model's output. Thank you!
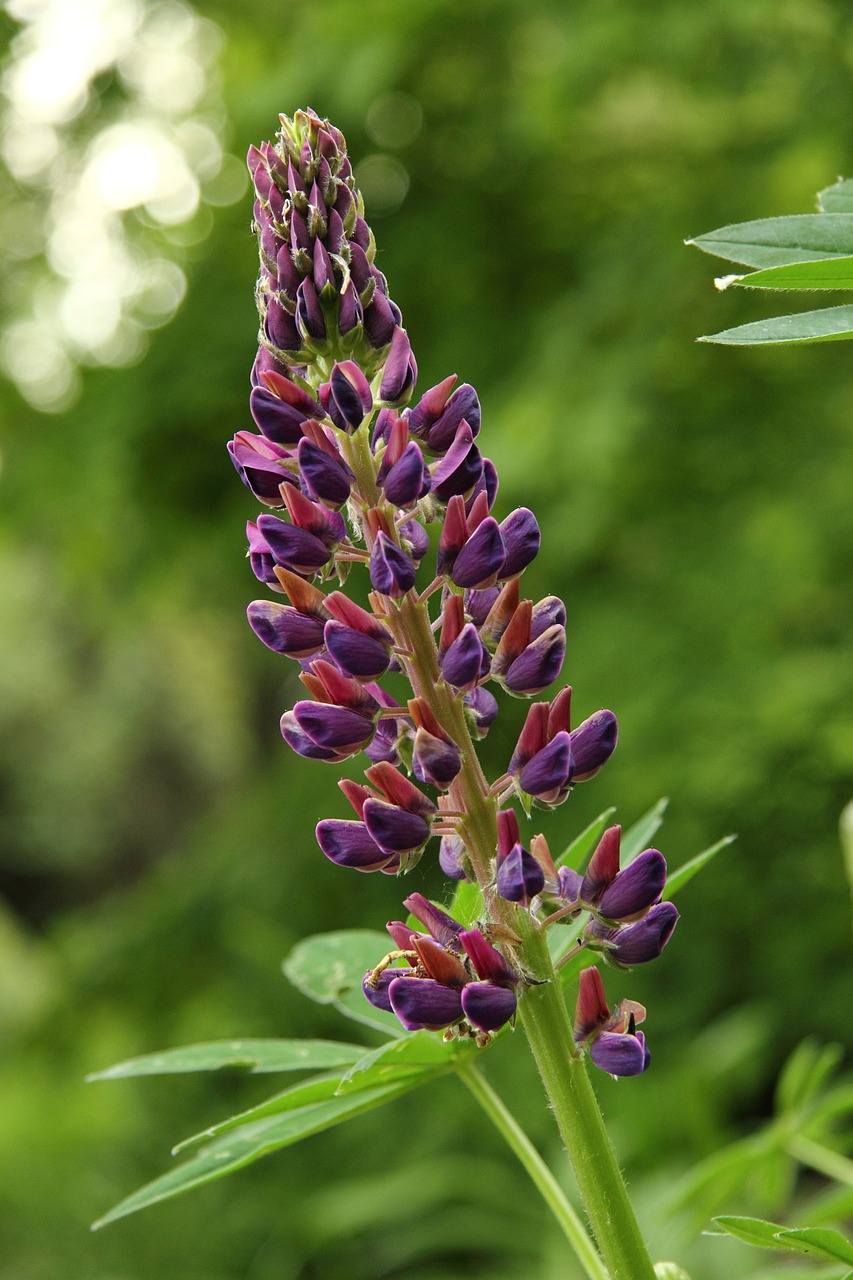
[1, 0, 852, 1276]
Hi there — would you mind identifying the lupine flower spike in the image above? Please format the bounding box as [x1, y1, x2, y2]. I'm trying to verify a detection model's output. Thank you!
[236, 109, 678, 1080]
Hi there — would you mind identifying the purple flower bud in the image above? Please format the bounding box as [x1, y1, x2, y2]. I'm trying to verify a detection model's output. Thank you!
[400, 517, 430, 562]
[465, 587, 501, 628]
[325, 361, 373, 431]
[379, 327, 417, 403]
[297, 438, 354, 508]
[463, 686, 499, 737]
[503, 624, 566, 696]
[363, 290, 397, 347]
[570, 710, 618, 781]
[412, 727, 462, 789]
[580, 826, 622, 905]
[499, 508, 540, 579]
[407, 375, 457, 438]
[388, 976, 463, 1031]
[292, 701, 376, 754]
[313, 239, 334, 294]
[247, 600, 325, 658]
[370, 532, 417, 597]
[228, 433, 294, 505]
[246, 520, 278, 584]
[441, 624, 491, 691]
[403, 893, 464, 949]
[296, 277, 326, 340]
[275, 243, 303, 298]
[589, 1030, 650, 1077]
[279, 712, 342, 761]
[363, 797, 431, 854]
[431, 423, 483, 502]
[250, 386, 313, 446]
[518, 731, 573, 805]
[316, 819, 395, 871]
[256, 514, 332, 575]
[439, 833, 469, 881]
[265, 297, 302, 352]
[337, 280, 363, 335]
[461, 981, 517, 1032]
[595, 903, 679, 967]
[383, 442, 431, 508]
[450, 518, 506, 590]
[496, 842, 546, 906]
[557, 866, 582, 901]
[597, 849, 667, 921]
[424, 384, 481, 452]
[324, 620, 391, 680]
[530, 596, 567, 641]
[363, 967, 415, 1011]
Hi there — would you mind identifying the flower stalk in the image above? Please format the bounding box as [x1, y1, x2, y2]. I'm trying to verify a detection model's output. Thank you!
[235, 107, 677, 1279]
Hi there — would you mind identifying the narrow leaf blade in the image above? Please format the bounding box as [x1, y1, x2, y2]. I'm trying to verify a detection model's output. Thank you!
[663, 835, 735, 899]
[699, 305, 853, 346]
[621, 798, 669, 863]
[87, 1038, 365, 1081]
[687, 214, 853, 269]
[775, 1228, 853, 1265]
[712, 1216, 791, 1251]
[336, 1031, 460, 1094]
[726, 256, 853, 290]
[557, 807, 617, 869]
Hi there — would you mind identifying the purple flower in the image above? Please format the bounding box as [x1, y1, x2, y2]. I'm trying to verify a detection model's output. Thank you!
[587, 902, 679, 967]
[573, 966, 651, 1078]
[370, 532, 417, 597]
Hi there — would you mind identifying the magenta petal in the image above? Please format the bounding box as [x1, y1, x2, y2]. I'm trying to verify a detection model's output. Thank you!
[461, 981, 517, 1032]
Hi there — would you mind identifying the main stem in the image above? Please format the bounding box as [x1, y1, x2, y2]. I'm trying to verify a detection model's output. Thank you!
[344, 426, 656, 1280]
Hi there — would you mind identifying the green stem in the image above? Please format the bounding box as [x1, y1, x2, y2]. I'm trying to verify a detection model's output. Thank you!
[787, 1134, 853, 1189]
[460, 1062, 608, 1280]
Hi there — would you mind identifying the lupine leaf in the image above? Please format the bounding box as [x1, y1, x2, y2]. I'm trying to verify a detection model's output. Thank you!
[719, 256, 853, 290]
[449, 879, 484, 927]
[818, 178, 853, 213]
[86, 1038, 365, 1081]
[699, 305, 853, 345]
[284, 929, 404, 1036]
[711, 1216, 793, 1250]
[663, 835, 735, 899]
[556, 807, 617, 869]
[686, 215, 853, 269]
[336, 1030, 461, 1094]
[621, 797, 668, 862]
[92, 1076, 420, 1229]
[775, 1038, 843, 1116]
[775, 1228, 853, 1265]
[173, 1071, 347, 1151]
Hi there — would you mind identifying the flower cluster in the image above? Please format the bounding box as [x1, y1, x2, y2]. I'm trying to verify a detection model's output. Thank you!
[233, 109, 678, 1077]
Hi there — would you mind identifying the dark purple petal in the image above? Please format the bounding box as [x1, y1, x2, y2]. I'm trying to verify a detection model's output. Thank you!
[250, 386, 312, 445]
[324, 621, 391, 680]
[425, 384, 481, 451]
[441, 624, 491, 692]
[431, 424, 483, 502]
[328, 360, 372, 430]
[316, 819, 394, 870]
[388, 976, 463, 1031]
[293, 702, 375, 753]
[296, 277, 326, 340]
[439, 834, 469, 881]
[246, 520, 279, 584]
[570, 711, 618, 781]
[412, 727, 462, 789]
[604, 903, 678, 967]
[363, 967, 415, 1011]
[297, 438, 353, 508]
[384, 442, 430, 507]
[518, 732, 572, 802]
[450, 518, 506, 590]
[589, 1030, 650, 1077]
[257, 514, 332, 574]
[463, 686, 499, 737]
[503, 625, 566, 696]
[370, 532, 417, 597]
[461, 981, 517, 1032]
[247, 601, 325, 657]
[531, 596, 567, 641]
[499, 508, 540, 578]
[557, 866, 583, 901]
[400, 517, 429, 562]
[280, 711, 340, 761]
[496, 843, 546, 905]
[379, 327, 417, 403]
[403, 893, 464, 949]
[597, 850, 668, 921]
[228, 437, 293, 504]
[363, 798, 431, 854]
[337, 280, 363, 335]
[265, 297, 302, 351]
[363, 291, 397, 347]
[465, 587, 500, 627]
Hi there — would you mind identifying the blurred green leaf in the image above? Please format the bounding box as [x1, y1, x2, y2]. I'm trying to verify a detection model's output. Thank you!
[721, 257, 853, 290]
[687, 215, 853, 269]
[664, 835, 735, 899]
[92, 1076, 422, 1229]
[711, 1215, 793, 1250]
[556, 808, 616, 869]
[775, 1039, 843, 1116]
[621, 798, 669, 862]
[87, 1038, 366, 1080]
[336, 1030, 461, 1094]
[819, 179, 853, 213]
[449, 879, 484, 926]
[776, 1228, 853, 1265]
[699, 305, 853, 345]
[284, 930, 404, 1036]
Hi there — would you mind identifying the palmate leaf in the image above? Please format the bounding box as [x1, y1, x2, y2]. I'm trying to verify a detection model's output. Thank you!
[92, 1073, 427, 1230]
[283, 928, 404, 1036]
[86, 1038, 365, 1080]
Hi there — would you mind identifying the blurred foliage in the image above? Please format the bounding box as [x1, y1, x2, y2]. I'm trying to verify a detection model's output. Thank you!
[1, 0, 853, 1277]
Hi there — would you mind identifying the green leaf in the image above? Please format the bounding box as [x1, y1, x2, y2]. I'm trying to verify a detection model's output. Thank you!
[86, 1038, 365, 1081]
[663, 835, 735, 899]
[720, 256, 853, 290]
[621, 797, 668, 863]
[775, 1038, 843, 1116]
[818, 178, 853, 214]
[283, 929, 404, 1036]
[687, 215, 853, 269]
[173, 1072, 348, 1151]
[92, 1076, 421, 1229]
[712, 1216, 792, 1251]
[448, 879, 484, 927]
[336, 1030, 461, 1094]
[775, 1228, 853, 1266]
[556, 807, 617, 869]
[699, 305, 853, 345]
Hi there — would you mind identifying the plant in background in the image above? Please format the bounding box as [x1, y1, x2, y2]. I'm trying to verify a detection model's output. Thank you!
[88, 111, 853, 1280]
